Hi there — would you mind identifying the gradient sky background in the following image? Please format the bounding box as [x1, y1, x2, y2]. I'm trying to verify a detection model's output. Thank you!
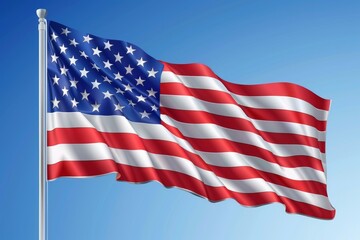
[1, 0, 360, 239]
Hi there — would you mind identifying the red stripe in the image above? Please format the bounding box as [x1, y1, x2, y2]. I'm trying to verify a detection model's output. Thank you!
[161, 62, 331, 111]
[48, 161, 335, 219]
[160, 107, 325, 153]
[162, 121, 325, 171]
[161, 82, 327, 131]
[48, 160, 118, 179]
[48, 128, 328, 195]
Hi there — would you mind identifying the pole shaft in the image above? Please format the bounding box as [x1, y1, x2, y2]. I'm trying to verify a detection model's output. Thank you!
[37, 9, 47, 240]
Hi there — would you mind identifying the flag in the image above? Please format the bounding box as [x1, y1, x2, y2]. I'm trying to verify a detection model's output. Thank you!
[47, 21, 335, 219]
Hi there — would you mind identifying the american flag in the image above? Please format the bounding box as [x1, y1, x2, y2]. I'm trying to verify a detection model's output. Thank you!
[47, 21, 335, 219]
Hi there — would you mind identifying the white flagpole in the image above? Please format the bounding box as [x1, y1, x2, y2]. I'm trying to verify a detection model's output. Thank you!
[37, 8, 47, 240]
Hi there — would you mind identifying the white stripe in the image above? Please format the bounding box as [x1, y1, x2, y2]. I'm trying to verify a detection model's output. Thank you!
[47, 143, 333, 211]
[197, 151, 326, 183]
[47, 111, 218, 162]
[254, 120, 326, 142]
[48, 108, 325, 143]
[47, 112, 195, 153]
[160, 94, 326, 141]
[47, 112, 136, 133]
[161, 114, 325, 161]
[161, 71, 329, 121]
[161, 94, 248, 119]
[47, 112, 326, 182]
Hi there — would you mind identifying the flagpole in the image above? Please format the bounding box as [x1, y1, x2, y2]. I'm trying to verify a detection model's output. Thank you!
[37, 8, 47, 240]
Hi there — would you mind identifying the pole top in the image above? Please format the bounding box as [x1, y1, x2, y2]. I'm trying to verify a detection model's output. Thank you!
[36, 9, 47, 19]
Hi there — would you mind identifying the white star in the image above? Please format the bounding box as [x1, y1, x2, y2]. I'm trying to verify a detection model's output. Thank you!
[52, 97, 60, 108]
[136, 57, 147, 67]
[147, 68, 158, 78]
[103, 91, 113, 99]
[114, 72, 123, 81]
[81, 90, 90, 100]
[103, 60, 113, 69]
[147, 88, 157, 97]
[60, 66, 69, 75]
[151, 105, 158, 111]
[51, 32, 58, 41]
[91, 102, 100, 112]
[135, 77, 145, 86]
[80, 67, 89, 78]
[52, 75, 60, 85]
[91, 63, 100, 71]
[104, 41, 113, 50]
[61, 28, 71, 36]
[70, 79, 78, 88]
[103, 76, 112, 84]
[136, 95, 146, 102]
[114, 103, 125, 112]
[140, 110, 150, 119]
[123, 84, 133, 92]
[83, 35, 93, 43]
[80, 51, 88, 59]
[128, 99, 136, 107]
[114, 52, 123, 62]
[69, 56, 78, 65]
[69, 38, 79, 47]
[125, 65, 134, 75]
[59, 44, 67, 54]
[71, 98, 79, 108]
[91, 79, 101, 89]
[51, 54, 58, 63]
[115, 88, 124, 94]
[126, 45, 136, 55]
[92, 47, 102, 57]
[62, 86, 69, 96]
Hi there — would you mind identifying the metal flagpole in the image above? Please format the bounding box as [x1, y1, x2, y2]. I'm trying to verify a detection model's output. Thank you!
[37, 8, 47, 240]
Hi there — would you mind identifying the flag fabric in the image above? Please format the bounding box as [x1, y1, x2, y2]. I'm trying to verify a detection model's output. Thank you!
[47, 21, 335, 219]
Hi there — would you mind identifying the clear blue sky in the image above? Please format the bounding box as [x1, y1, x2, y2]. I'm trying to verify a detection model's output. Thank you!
[1, 0, 359, 239]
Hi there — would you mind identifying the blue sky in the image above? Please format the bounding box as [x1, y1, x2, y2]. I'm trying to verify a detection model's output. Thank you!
[1, 0, 359, 239]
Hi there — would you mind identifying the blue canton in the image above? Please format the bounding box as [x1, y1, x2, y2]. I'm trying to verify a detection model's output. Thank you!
[47, 21, 163, 124]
